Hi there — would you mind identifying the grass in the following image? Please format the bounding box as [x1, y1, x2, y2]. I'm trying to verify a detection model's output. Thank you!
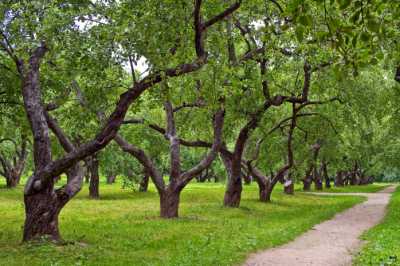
[353, 186, 400, 266]
[0, 175, 391, 266]
[294, 182, 393, 193]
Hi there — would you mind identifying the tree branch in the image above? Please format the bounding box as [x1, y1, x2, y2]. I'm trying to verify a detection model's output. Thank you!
[0, 138, 21, 158]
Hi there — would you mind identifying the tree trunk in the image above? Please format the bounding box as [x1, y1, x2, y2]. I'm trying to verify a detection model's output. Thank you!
[65, 168, 74, 184]
[196, 172, 202, 182]
[314, 178, 323, 190]
[357, 172, 366, 185]
[221, 143, 242, 207]
[334, 171, 344, 187]
[23, 187, 63, 241]
[106, 170, 116, 184]
[313, 162, 322, 191]
[89, 159, 99, 198]
[159, 188, 181, 218]
[302, 167, 313, 191]
[350, 174, 357, 185]
[243, 170, 252, 185]
[283, 172, 294, 195]
[140, 168, 149, 191]
[324, 164, 331, 188]
[6, 174, 19, 188]
[223, 175, 242, 207]
[85, 167, 90, 183]
[54, 175, 61, 183]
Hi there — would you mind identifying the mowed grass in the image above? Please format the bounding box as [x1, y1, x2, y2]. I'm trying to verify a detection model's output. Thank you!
[353, 186, 400, 266]
[295, 182, 393, 193]
[0, 175, 386, 266]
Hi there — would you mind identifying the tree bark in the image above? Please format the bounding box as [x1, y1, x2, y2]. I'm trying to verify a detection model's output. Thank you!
[159, 187, 182, 218]
[334, 170, 344, 187]
[106, 170, 116, 184]
[283, 171, 294, 195]
[0, 135, 28, 188]
[140, 168, 149, 191]
[302, 167, 313, 191]
[243, 170, 252, 185]
[114, 101, 225, 218]
[323, 163, 331, 188]
[314, 158, 326, 191]
[89, 156, 99, 198]
[221, 143, 242, 207]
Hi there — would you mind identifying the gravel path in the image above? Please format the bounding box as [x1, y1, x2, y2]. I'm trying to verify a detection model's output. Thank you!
[243, 186, 397, 266]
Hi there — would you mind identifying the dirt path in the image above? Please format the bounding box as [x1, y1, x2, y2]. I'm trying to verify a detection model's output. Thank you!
[243, 186, 397, 266]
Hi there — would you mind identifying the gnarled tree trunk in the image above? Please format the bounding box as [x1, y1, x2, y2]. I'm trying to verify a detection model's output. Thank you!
[106, 170, 116, 184]
[302, 166, 313, 191]
[283, 171, 294, 195]
[115, 101, 225, 219]
[89, 155, 99, 198]
[334, 170, 344, 187]
[0, 135, 28, 188]
[323, 163, 330, 188]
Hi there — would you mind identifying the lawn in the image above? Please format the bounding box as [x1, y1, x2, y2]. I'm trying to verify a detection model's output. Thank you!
[295, 182, 393, 193]
[353, 186, 400, 266]
[0, 175, 391, 266]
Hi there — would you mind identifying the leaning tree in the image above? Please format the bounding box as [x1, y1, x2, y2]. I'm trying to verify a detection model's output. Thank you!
[0, 0, 243, 240]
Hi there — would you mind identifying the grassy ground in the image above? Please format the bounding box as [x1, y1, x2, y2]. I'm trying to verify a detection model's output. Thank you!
[353, 186, 400, 266]
[0, 175, 391, 266]
[295, 182, 393, 193]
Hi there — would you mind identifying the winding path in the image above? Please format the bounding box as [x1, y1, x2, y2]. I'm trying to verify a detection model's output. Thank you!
[243, 186, 397, 266]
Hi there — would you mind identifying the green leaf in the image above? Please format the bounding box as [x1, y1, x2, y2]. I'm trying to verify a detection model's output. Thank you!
[350, 11, 361, 24]
[295, 26, 304, 43]
[375, 52, 384, 60]
[329, 19, 340, 32]
[306, 15, 314, 28]
[335, 70, 343, 81]
[367, 20, 379, 32]
[314, 31, 330, 42]
[360, 32, 370, 43]
[396, 43, 400, 51]
[352, 34, 358, 48]
[280, 24, 290, 31]
[299, 16, 309, 27]
[333, 63, 340, 75]
[370, 58, 378, 65]
[357, 61, 369, 68]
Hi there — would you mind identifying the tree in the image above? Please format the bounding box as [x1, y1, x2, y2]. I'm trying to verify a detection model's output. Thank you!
[0, 0, 242, 240]
[0, 135, 29, 188]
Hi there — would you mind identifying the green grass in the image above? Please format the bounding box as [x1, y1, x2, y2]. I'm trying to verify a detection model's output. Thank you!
[294, 182, 393, 193]
[0, 175, 380, 266]
[353, 186, 400, 266]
